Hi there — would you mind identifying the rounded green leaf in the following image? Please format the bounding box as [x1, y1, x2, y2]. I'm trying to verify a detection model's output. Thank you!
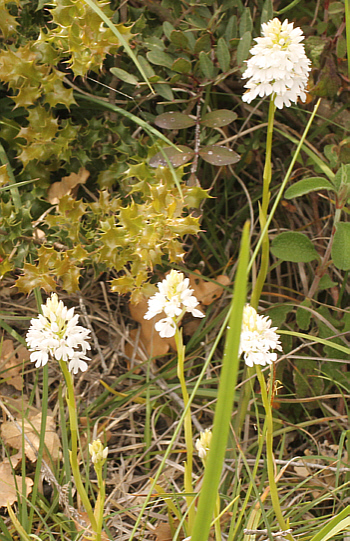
[285, 177, 335, 199]
[170, 30, 189, 48]
[147, 49, 174, 68]
[332, 222, 350, 270]
[171, 57, 192, 74]
[199, 146, 240, 166]
[110, 67, 139, 85]
[201, 110, 237, 128]
[271, 232, 320, 263]
[154, 112, 196, 130]
[149, 146, 194, 168]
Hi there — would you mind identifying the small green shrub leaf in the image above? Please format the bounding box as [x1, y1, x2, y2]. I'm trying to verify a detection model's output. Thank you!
[153, 83, 174, 101]
[170, 30, 189, 49]
[199, 51, 215, 79]
[237, 31, 252, 68]
[199, 146, 240, 166]
[271, 232, 320, 263]
[296, 300, 312, 330]
[149, 146, 194, 168]
[154, 112, 196, 130]
[216, 37, 231, 72]
[332, 222, 350, 270]
[110, 67, 139, 85]
[147, 49, 174, 68]
[171, 58, 192, 73]
[285, 177, 335, 199]
[201, 110, 237, 128]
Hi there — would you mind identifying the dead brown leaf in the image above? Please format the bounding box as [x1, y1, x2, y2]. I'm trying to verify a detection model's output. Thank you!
[1, 412, 61, 462]
[0, 339, 30, 391]
[126, 297, 176, 361]
[48, 167, 90, 204]
[0, 461, 33, 507]
[189, 270, 230, 305]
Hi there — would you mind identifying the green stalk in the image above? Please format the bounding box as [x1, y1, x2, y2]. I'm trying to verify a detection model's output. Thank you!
[175, 327, 195, 534]
[59, 360, 97, 533]
[190, 221, 250, 541]
[94, 463, 106, 541]
[250, 96, 276, 309]
[237, 97, 276, 434]
[255, 366, 289, 535]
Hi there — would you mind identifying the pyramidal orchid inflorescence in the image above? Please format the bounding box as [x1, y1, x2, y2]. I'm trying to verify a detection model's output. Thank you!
[242, 18, 311, 109]
[144, 269, 204, 338]
[239, 304, 282, 367]
[26, 293, 91, 374]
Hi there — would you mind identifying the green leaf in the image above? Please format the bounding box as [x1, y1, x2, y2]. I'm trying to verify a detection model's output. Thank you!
[154, 112, 196, 130]
[201, 110, 237, 128]
[194, 34, 212, 53]
[318, 274, 338, 289]
[332, 222, 350, 270]
[296, 299, 312, 330]
[216, 37, 231, 72]
[271, 232, 320, 263]
[199, 51, 215, 79]
[237, 31, 252, 69]
[147, 49, 174, 68]
[149, 146, 194, 168]
[199, 146, 240, 166]
[170, 30, 189, 48]
[171, 57, 192, 73]
[239, 7, 253, 36]
[153, 83, 174, 101]
[261, 0, 273, 24]
[110, 67, 139, 85]
[284, 177, 335, 199]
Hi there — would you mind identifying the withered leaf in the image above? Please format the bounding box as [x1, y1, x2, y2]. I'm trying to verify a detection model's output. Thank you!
[1, 412, 61, 462]
[0, 461, 33, 507]
[48, 167, 90, 204]
[0, 339, 30, 391]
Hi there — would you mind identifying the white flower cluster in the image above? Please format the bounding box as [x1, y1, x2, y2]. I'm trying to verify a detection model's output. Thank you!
[195, 428, 212, 462]
[239, 305, 282, 367]
[242, 18, 311, 109]
[89, 439, 108, 465]
[26, 293, 91, 374]
[144, 269, 204, 338]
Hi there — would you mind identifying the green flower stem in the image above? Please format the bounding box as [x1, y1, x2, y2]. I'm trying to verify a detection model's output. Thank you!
[59, 360, 97, 533]
[251, 96, 276, 309]
[174, 326, 195, 534]
[255, 365, 289, 534]
[93, 462, 106, 541]
[237, 97, 276, 435]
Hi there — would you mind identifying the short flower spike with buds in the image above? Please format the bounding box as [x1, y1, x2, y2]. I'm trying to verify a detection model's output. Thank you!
[144, 269, 204, 338]
[239, 305, 282, 367]
[195, 428, 212, 462]
[242, 18, 311, 109]
[26, 293, 91, 372]
[89, 439, 108, 465]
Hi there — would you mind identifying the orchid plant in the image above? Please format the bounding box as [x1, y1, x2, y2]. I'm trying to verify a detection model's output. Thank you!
[26, 293, 106, 541]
